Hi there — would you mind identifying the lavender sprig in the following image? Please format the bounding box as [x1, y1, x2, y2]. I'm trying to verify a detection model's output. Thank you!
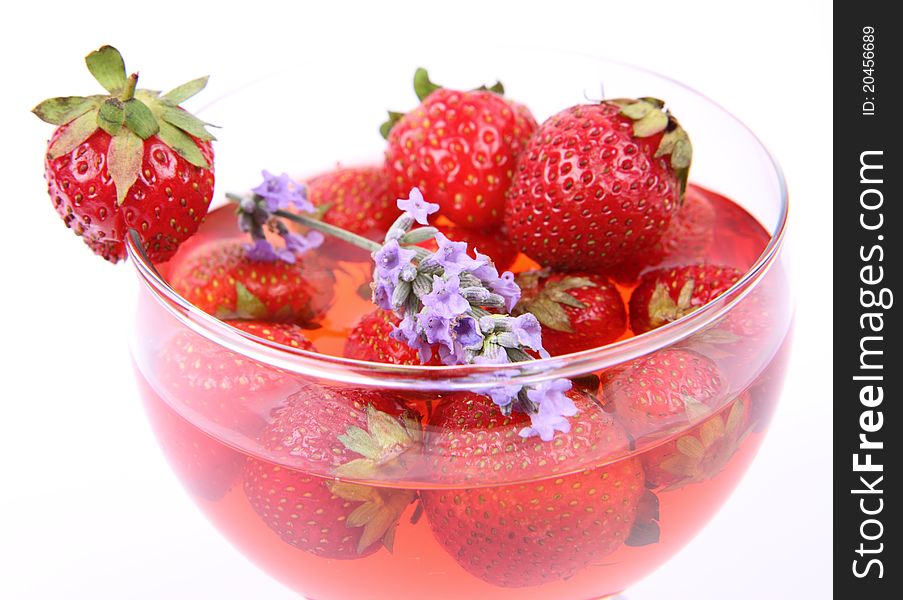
[229, 175, 577, 441]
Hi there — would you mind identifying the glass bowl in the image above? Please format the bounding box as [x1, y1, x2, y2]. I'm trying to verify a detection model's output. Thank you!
[128, 51, 791, 599]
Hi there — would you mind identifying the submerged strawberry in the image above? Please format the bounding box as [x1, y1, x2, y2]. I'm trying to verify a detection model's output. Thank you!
[34, 45, 215, 263]
[514, 270, 626, 355]
[243, 386, 421, 559]
[641, 392, 752, 489]
[421, 392, 644, 588]
[384, 69, 537, 228]
[138, 375, 245, 501]
[506, 98, 691, 270]
[169, 240, 335, 324]
[156, 321, 313, 437]
[629, 264, 742, 334]
[602, 348, 725, 439]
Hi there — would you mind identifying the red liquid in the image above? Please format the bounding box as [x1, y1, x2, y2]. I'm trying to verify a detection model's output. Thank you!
[135, 184, 791, 599]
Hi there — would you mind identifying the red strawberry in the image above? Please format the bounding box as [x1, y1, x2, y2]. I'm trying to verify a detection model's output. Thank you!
[138, 373, 245, 501]
[243, 386, 421, 559]
[156, 322, 312, 438]
[33, 45, 215, 263]
[640, 392, 752, 489]
[514, 270, 626, 355]
[421, 391, 645, 587]
[384, 69, 537, 228]
[344, 309, 441, 365]
[609, 186, 716, 282]
[601, 348, 725, 439]
[418, 220, 520, 272]
[231, 320, 316, 351]
[306, 165, 397, 261]
[629, 264, 742, 334]
[505, 98, 691, 270]
[169, 239, 335, 325]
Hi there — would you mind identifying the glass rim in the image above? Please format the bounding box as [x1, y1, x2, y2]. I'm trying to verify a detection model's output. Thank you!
[125, 58, 789, 392]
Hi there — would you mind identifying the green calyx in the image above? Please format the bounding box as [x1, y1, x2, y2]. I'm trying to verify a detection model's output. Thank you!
[32, 45, 216, 205]
[612, 97, 692, 199]
[514, 269, 597, 333]
[379, 67, 506, 139]
[329, 405, 421, 554]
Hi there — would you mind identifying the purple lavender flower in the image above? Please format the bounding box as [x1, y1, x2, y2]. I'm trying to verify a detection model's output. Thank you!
[252, 170, 314, 213]
[520, 379, 577, 441]
[372, 279, 395, 311]
[432, 232, 486, 276]
[390, 315, 434, 363]
[283, 230, 324, 255]
[487, 385, 521, 408]
[511, 313, 549, 358]
[453, 315, 483, 347]
[396, 187, 439, 225]
[417, 307, 454, 349]
[421, 275, 470, 319]
[374, 240, 417, 281]
[245, 238, 295, 263]
[489, 271, 521, 312]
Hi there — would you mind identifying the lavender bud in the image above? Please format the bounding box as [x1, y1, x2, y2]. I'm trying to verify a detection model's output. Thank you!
[391, 280, 412, 308]
[400, 264, 418, 282]
[398, 227, 438, 245]
[495, 332, 520, 349]
[462, 286, 491, 303]
[412, 273, 434, 298]
[457, 273, 481, 288]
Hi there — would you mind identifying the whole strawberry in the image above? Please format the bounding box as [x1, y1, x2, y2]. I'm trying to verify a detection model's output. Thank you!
[421, 391, 645, 588]
[243, 386, 421, 559]
[306, 165, 397, 261]
[506, 98, 691, 270]
[384, 68, 537, 229]
[514, 270, 626, 355]
[33, 46, 215, 263]
[169, 240, 335, 324]
[629, 264, 742, 334]
[156, 320, 314, 438]
[601, 348, 725, 439]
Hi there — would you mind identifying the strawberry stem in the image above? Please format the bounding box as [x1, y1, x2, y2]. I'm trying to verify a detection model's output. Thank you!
[121, 73, 138, 102]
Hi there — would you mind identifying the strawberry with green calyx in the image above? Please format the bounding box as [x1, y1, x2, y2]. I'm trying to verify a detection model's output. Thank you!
[168, 239, 335, 325]
[628, 264, 742, 334]
[243, 386, 422, 558]
[33, 45, 215, 263]
[383, 68, 538, 229]
[513, 270, 626, 355]
[505, 97, 692, 271]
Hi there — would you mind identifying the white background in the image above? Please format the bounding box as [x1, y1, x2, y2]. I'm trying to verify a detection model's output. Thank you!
[0, 1, 831, 598]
